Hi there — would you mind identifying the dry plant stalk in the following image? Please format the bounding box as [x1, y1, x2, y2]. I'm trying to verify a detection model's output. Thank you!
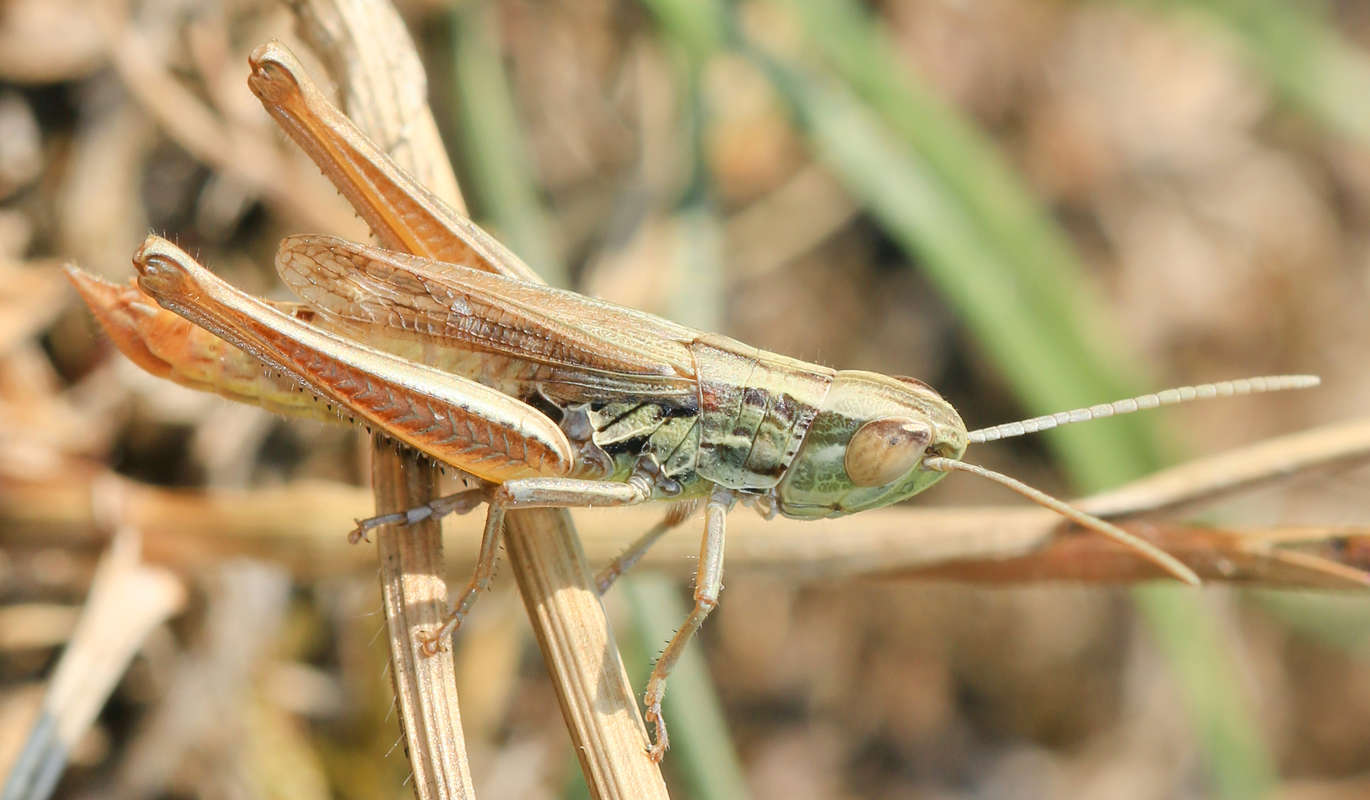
[285, 5, 476, 797]
[273, 1, 666, 796]
[6, 418, 1370, 586]
[369, 444, 476, 800]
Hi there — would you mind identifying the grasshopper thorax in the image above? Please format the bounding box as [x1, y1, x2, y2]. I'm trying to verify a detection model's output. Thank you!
[775, 371, 966, 519]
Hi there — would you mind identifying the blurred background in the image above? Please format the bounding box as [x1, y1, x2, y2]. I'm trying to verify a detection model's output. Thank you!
[3, 0, 1370, 797]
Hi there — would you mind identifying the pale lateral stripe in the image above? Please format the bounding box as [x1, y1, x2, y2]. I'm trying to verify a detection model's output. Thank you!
[968, 375, 1320, 444]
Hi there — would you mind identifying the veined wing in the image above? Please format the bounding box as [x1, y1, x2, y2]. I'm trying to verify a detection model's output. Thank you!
[275, 235, 700, 401]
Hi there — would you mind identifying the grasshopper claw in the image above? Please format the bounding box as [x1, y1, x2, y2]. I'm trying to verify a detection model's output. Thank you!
[348, 510, 410, 543]
[348, 523, 371, 545]
[417, 628, 450, 658]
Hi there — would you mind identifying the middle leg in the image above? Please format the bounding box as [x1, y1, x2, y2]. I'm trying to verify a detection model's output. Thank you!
[594, 499, 702, 595]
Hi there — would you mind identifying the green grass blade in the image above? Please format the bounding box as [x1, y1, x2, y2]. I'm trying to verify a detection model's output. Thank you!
[746, 55, 1156, 481]
[449, 0, 566, 287]
[637, 1, 1282, 795]
[783, 0, 1122, 355]
[1135, 587, 1278, 798]
[743, 44, 1276, 800]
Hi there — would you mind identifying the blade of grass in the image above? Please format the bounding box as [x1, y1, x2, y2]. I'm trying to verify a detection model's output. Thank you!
[642, 0, 1164, 481]
[755, 31, 1278, 800]
[440, 4, 670, 793]
[280, 2, 480, 795]
[750, 56, 1159, 477]
[747, 48, 1276, 800]
[1134, 585, 1277, 798]
[294, 2, 666, 794]
[0, 526, 185, 800]
[640, 0, 1279, 794]
[781, 0, 1160, 455]
[666, 67, 726, 335]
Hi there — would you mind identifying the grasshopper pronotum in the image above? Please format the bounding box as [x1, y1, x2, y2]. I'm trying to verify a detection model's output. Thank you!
[67, 43, 1319, 761]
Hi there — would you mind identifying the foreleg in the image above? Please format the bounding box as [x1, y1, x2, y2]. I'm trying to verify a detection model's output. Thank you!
[642, 489, 733, 762]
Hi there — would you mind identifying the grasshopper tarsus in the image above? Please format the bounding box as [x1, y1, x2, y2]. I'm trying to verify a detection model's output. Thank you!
[349, 487, 492, 545]
[643, 700, 669, 763]
[416, 630, 447, 658]
[347, 521, 371, 545]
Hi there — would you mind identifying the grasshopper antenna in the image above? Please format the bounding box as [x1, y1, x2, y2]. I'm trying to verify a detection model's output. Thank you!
[968, 375, 1320, 444]
[922, 456, 1201, 585]
[932, 374, 1322, 584]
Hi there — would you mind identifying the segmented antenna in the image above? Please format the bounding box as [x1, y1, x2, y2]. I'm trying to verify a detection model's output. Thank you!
[968, 375, 1320, 444]
[922, 456, 1200, 585]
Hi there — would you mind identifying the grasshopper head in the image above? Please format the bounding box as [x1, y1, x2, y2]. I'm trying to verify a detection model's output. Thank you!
[776, 371, 967, 518]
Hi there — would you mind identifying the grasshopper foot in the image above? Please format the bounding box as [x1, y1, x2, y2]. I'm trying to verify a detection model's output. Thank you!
[348, 517, 384, 544]
[644, 696, 669, 762]
[416, 605, 469, 657]
[416, 628, 450, 657]
[348, 510, 412, 543]
[348, 487, 489, 544]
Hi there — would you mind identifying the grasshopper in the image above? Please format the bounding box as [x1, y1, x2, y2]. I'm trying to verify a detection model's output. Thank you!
[66, 43, 1319, 761]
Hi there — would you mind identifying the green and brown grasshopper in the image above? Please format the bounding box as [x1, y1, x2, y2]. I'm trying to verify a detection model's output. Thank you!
[66, 43, 1318, 761]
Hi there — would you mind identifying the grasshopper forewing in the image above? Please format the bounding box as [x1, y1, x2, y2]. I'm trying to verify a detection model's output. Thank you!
[67, 41, 1323, 762]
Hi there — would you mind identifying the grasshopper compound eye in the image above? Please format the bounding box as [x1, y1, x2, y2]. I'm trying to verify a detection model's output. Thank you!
[845, 417, 932, 487]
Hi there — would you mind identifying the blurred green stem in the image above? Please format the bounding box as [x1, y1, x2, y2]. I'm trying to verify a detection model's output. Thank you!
[449, 0, 565, 286]
[640, 0, 1280, 795]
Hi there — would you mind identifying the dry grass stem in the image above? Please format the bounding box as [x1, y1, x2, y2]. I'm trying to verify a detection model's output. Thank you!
[115, 562, 291, 797]
[286, 1, 664, 795]
[14, 4, 1370, 793]
[369, 445, 475, 800]
[1081, 417, 1370, 518]
[288, 2, 476, 797]
[6, 415, 1369, 588]
[505, 510, 665, 797]
[280, 3, 479, 794]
